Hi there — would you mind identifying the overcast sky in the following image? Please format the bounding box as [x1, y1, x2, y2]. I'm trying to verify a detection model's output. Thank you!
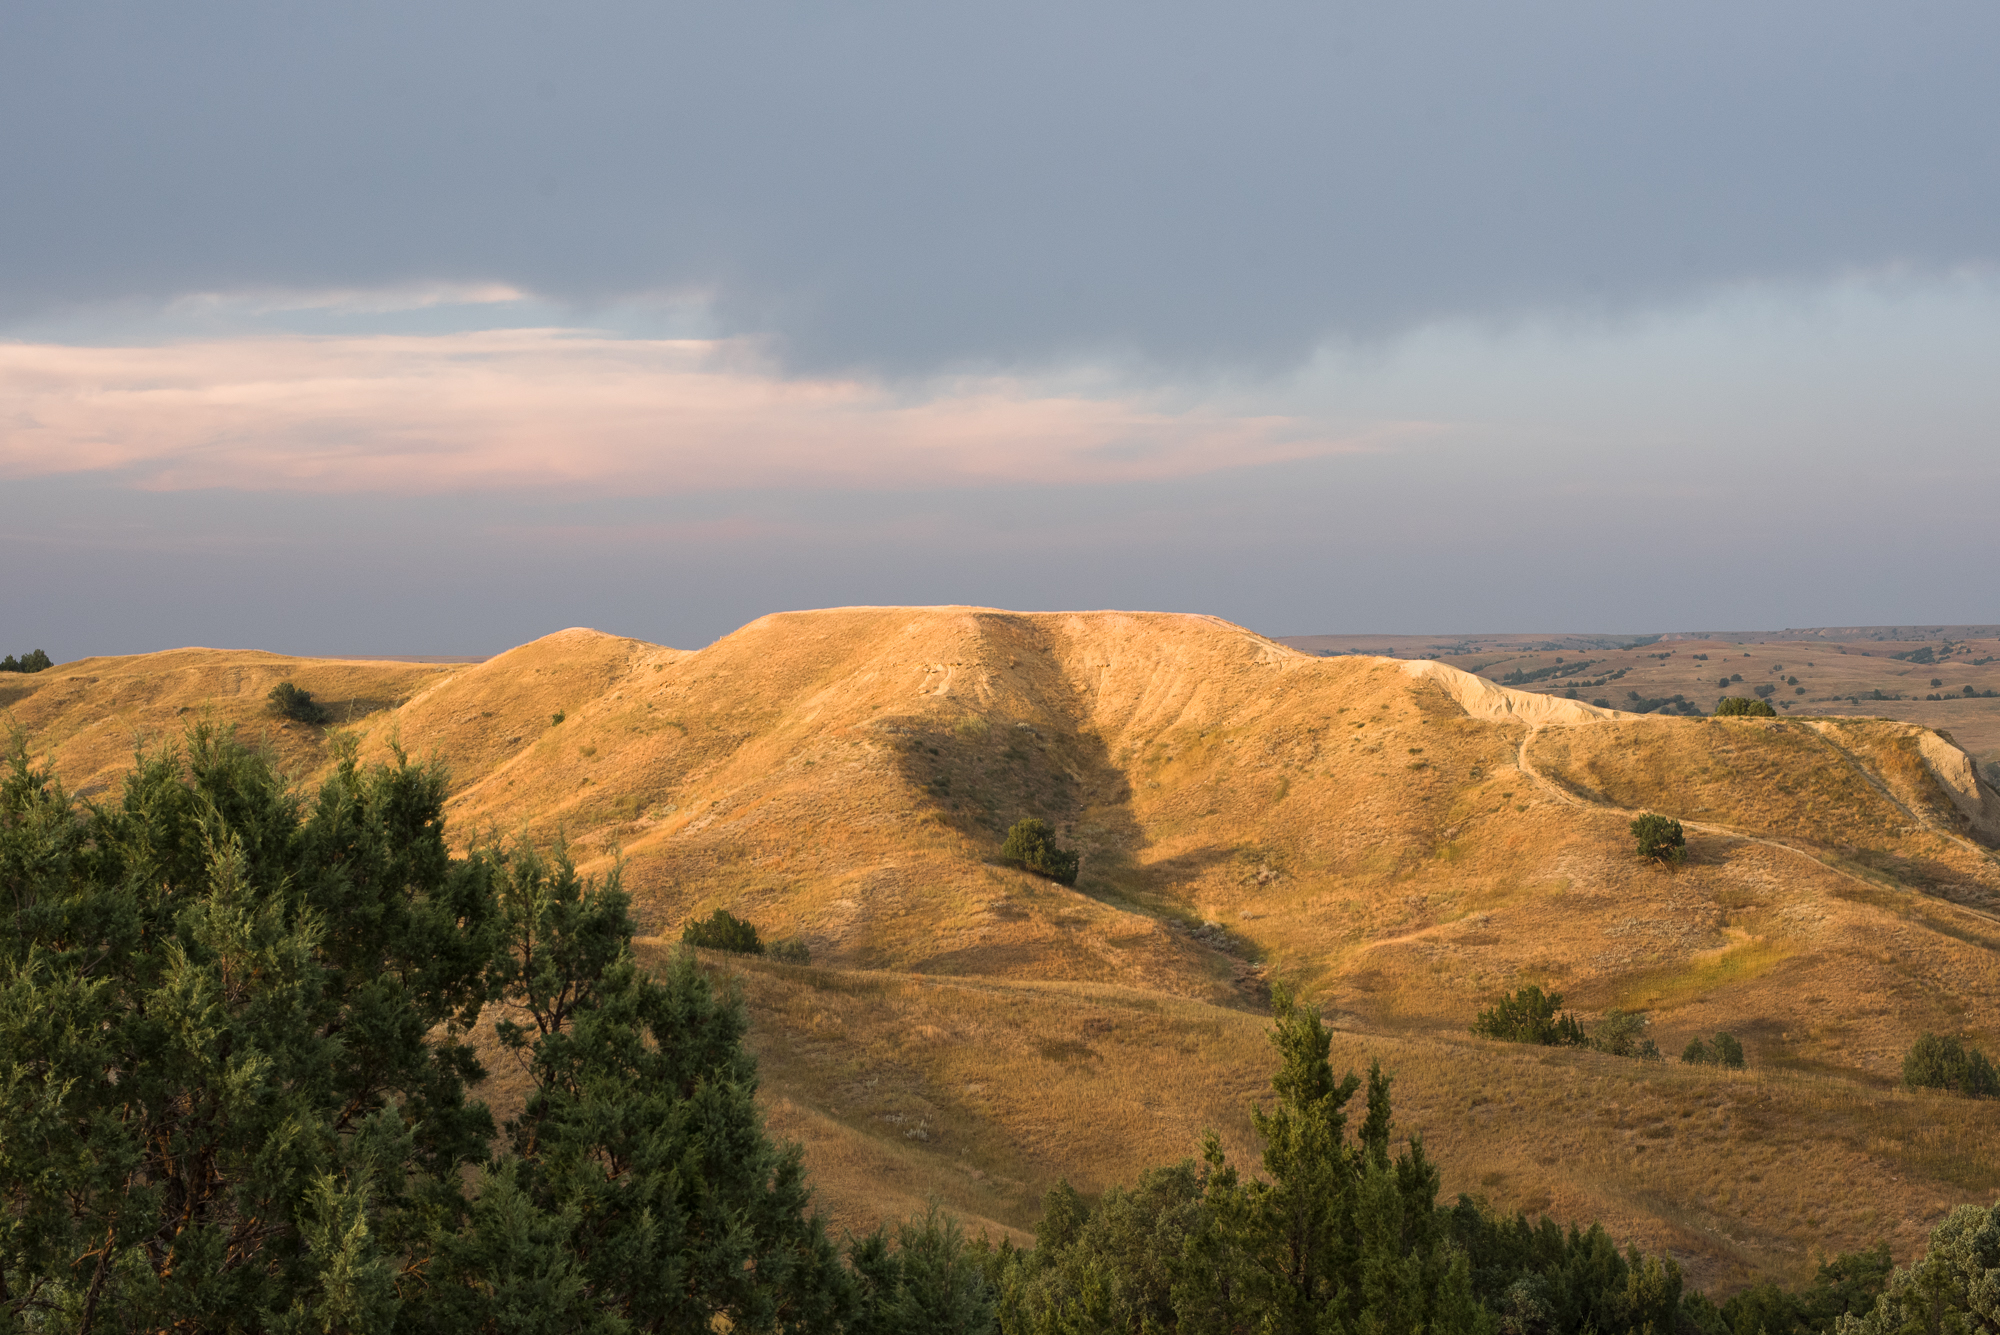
[4, 2, 1999, 657]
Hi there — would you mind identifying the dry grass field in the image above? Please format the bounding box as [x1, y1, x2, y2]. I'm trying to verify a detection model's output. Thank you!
[9, 608, 2000, 1294]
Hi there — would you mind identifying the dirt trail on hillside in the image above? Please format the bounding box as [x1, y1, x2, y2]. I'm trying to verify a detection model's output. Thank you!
[1515, 723, 2000, 917]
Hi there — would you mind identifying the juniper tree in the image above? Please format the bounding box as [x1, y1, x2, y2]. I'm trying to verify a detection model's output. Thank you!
[1630, 814, 1687, 866]
[0, 728, 498, 1329]
[999, 818, 1080, 887]
[0, 729, 853, 1331]
[1835, 1203, 2000, 1335]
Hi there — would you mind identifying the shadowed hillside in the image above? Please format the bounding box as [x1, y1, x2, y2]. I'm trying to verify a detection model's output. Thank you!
[10, 607, 2000, 1290]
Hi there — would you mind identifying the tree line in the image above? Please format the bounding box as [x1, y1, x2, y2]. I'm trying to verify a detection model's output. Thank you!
[0, 731, 1988, 1331]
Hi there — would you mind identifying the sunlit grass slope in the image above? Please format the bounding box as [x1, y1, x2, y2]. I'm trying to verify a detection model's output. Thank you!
[9, 607, 2000, 1291]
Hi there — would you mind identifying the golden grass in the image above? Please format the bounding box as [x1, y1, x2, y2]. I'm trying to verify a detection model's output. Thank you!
[14, 608, 2000, 1292]
[688, 949, 2000, 1293]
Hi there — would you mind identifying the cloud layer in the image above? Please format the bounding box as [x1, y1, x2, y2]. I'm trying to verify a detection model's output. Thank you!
[0, 331, 1389, 493]
[6, 3, 1998, 372]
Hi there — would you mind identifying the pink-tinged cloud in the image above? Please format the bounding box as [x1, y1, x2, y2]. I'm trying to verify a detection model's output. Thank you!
[0, 331, 1418, 494]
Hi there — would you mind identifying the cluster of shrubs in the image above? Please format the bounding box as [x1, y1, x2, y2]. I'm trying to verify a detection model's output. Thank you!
[1624, 691, 1703, 715]
[681, 907, 811, 963]
[1472, 988, 1764, 1073]
[1004, 992, 1698, 1335]
[1472, 986, 1661, 1060]
[1924, 686, 1999, 701]
[1715, 696, 1777, 717]
[1681, 1033, 1745, 1068]
[1903, 1032, 1999, 1098]
[1500, 658, 1602, 685]
[0, 649, 52, 673]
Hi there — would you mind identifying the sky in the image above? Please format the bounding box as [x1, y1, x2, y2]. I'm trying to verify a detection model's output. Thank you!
[4, 2, 1999, 658]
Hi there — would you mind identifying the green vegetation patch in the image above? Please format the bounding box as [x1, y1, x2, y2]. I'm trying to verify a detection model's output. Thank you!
[1616, 936, 1794, 1011]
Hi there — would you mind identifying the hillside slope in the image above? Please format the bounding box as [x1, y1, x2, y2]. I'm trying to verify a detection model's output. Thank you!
[10, 608, 2000, 1289]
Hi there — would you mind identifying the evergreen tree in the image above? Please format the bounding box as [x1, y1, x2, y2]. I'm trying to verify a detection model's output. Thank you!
[0, 729, 853, 1331]
[681, 906, 765, 955]
[268, 680, 331, 724]
[1834, 1204, 2000, 1335]
[999, 819, 1080, 887]
[1629, 815, 1687, 866]
[1720, 1246, 1892, 1335]
[1901, 1033, 2000, 1097]
[846, 1205, 997, 1335]
[425, 843, 853, 1331]
[1473, 987, 1590, 1047]
[0, 728, 498, 1329]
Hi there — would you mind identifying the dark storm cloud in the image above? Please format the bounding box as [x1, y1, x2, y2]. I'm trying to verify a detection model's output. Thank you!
[6, 1, 1997, 373]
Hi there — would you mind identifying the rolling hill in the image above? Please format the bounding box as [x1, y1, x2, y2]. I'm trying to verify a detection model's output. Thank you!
[9, 607, 2000, 1292]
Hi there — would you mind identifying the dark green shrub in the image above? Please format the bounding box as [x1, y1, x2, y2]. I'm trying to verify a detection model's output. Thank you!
[1752, 683, 1776, 699]
[1902, 1033, 2000, 1097]
[1631, 813, 1686, 865]
[1719, 1244, 1893, 1335]
[1472, 985, 1588, 1047]
[266, 680, 330, 724]
[1681, 1033, 1745, 1069]
[1592, 1009, 1660, 1059]
[551, 710, 566, 725]
[0, 649, 52, 674]
[1715, 696, 1777, 717]
[0, 729, 845, 1326]
[767, 936, 812, 965]
[1000, 817, 1080, 886]
[681, 908, 764, 955]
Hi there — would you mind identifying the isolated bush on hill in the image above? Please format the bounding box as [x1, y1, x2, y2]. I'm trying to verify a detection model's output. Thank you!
[266, 679, 330, 723]
[682, 907, 765, 955]
[1715, 696, 1777, 717]
[0, 649, 52, 674]
[1473, 985, 1588, 1047]
[1000, 817, 1080, 886]
[1631, 813, 1687, 865]
[1901, 1032, 2000, 1098]
[768, 935, 812, 964]
[1681, 1033, 1746, 1069]
[1592, 1008, 1662, 1060]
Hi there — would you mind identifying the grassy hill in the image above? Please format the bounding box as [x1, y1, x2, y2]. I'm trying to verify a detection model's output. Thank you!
[1282, 630, 2000, 780]
[9, 608, 2000, 1292]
